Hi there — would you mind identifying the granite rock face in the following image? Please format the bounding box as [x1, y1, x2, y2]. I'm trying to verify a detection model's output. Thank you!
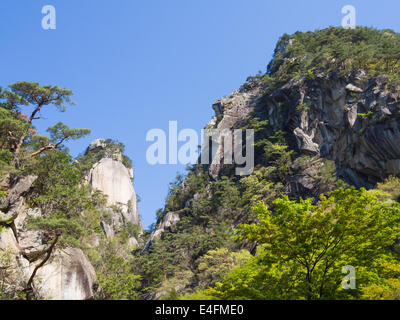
[206, 82, 263, 179]
[206, 72, 400, 187]
[278, 73, 400, 187]
[33, 247, 96, 300]
[0, 180, 96, 300]
[87, 158, 140, 225]
[0, 139, 140, 300]
[13, 206, 97, 303]
[0, 175, 37, 223]
[143, 211, 180, 252]
[84, 140, 141, 235]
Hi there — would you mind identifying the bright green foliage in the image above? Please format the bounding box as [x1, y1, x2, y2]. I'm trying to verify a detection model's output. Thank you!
[264, 27, 400, 90]
[77, 139, 133, 173]
[360, 260, 400, 299]
[206, 188, 400, 300]
[25, 149, 105, 246]
[196, 248, 251, 289]
[0, 190, 7, 201]
[7, 81, 74, 112]
[0, 81, 87, 180]
[296, 102, 309, 112]
[47, 122, 90, 148]
[92, 240, 141, 300]
[376, 176, 400, 202]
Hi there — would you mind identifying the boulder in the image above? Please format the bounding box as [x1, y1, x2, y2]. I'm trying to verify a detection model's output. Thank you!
[14, 208, 50, 262]
[0, 175, 37, 223]
[293, 128, 320, 155]
[345, 83, 363, 93]
[143, 211, 180, 252]
[127, 237, 139, 249]
[347, 105, 358, 128]
[33, 247, 96, 300]
[86, 139, 106, 153]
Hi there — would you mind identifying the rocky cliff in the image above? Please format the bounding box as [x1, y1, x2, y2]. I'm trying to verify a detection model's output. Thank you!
[84, 139, 141, 238]
[203, 50, 400, 195]
[139, 28, 400, 298]
[3, 26, 400, 300]
[0, 175, 96, 300]
[0, 139, 140, 300]
[143, 70, 400, 256]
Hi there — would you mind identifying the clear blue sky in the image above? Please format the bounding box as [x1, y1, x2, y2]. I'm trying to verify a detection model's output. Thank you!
[0, 0, 399, 229]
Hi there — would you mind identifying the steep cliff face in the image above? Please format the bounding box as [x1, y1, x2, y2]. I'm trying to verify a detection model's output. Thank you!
[84, 139, 141, 238]
[0, 177, 96, 300]
[144, 84, 264, 249]
[0, 139, 141, 300]
[205, 72, 400, 191]
[140, 30, 400, 299]
[143, 211, 179, 252]
[206, 82, 263, 179]
[204, 28, 400, 192]
[267, 72, 400, 188]
[33, 247, 96, 300]
[143, 72, 400, 255]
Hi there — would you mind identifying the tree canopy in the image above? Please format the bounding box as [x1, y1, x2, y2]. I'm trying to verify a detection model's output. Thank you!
[203, 188, 400, 300]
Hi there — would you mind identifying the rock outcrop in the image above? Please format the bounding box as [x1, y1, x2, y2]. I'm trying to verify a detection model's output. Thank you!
[276, 73, 400, 187]
[206, 71, 400, 188]
[0, 175, 37, 224]
[84, 139, 141, 237]
[206, 82, 263, 179]
[143, 211, 180, 252]
[0, 177, 96, 300]
[0, 139, 141, 300]
[33, 247, 96, 300]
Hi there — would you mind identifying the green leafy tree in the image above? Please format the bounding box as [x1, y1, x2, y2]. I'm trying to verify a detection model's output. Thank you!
[0, 82, 89, 188]
[92, 240, 141, 300]
[76, 139, 133, 174]
[4, 82, 74, 165]
[196, 248, 251, 289]
[376, 176, 400, 202]
[207, 188, 400, 300]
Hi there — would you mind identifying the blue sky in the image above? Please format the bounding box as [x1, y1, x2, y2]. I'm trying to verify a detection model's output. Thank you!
[0, 0, 399, 229]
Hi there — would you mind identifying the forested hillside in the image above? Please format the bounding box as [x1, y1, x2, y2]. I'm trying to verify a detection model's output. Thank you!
[0, 83, 141, 299]
[1, 26, 400, 300]
[137, 27, 400, 300]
